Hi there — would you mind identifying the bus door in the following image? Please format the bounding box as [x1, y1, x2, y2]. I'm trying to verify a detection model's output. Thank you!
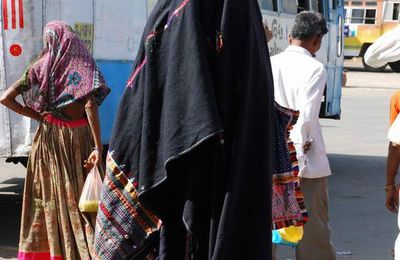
[319, 0, 344, 119]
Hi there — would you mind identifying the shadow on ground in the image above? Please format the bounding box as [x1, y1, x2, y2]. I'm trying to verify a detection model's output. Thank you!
[0, 178, 23, 259]
[0, 178, 24, 194]
[0, 247, 18, 259]
[344, 66, 394, 73]
[0, 154, 397, 259]
[329, 153, 395, 260]
[276, 153, 396, 260]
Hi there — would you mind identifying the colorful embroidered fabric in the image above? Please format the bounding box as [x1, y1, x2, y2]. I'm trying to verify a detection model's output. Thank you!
[94, 154, 162, 260]
[272, 103, 308, 230]
[19, 21, 110, 113]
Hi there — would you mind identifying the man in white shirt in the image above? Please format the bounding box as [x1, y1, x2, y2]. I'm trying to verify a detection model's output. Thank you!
[270, 11, 336, 260]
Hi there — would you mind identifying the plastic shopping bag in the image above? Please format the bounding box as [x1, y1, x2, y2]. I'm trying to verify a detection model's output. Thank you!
[79, 166, 103, 213]
[272, 226, 304, 247]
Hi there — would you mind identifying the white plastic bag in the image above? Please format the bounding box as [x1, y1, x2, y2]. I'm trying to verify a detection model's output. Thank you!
[388, 114, 400, 144]
[78, 166, 103, 213]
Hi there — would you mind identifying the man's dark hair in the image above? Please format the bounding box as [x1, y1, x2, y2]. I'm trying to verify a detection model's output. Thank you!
[290, 11, 328, 41]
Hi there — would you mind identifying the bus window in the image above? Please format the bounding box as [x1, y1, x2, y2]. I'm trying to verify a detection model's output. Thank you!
[297, 0, 324, 14]
[282, 0, 324, 15]
[281, 0, 297, 14]
[297, 0, 307, 12]
[394, 3, 400, 20]
[365, 9, 376, 24]
[351, 9, 364, 23]
[258, 0, 277, 11]
[338, 14, 343, 57]
[348, 8, 376, 24]
[384, 3, 400, 21]
[365, 1, 377, 7]
[310, 0, 323, 12]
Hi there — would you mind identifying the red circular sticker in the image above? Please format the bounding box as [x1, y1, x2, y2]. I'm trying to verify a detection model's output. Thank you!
[9, 44, 23, 57]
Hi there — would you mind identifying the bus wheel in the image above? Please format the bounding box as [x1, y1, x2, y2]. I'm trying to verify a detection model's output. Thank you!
[389, 61, 400, 73]
[362, 55, 387, 72]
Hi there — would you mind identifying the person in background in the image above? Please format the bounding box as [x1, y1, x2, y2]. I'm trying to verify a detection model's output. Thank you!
[269, 11, 336, 260]
[0, 21, 110, 259]
[386, 92, 400, 214]
[364, 25, 400, 214]
[364, 24, 400, 260]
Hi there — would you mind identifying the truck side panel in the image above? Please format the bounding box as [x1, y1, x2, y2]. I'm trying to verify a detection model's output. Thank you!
[1, 0, 42, 156]
[0, 4, 11, 156]
[0, 0, 148, 157]
[93, 0, 147, 144]
[97, 60, 133, 144]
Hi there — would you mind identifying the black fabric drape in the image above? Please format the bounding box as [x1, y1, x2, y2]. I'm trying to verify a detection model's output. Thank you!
[108, 0, 274, 258]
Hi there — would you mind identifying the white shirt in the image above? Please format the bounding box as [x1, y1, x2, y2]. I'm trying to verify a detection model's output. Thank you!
[271, 45, 332, 178]
[364, 25, 400, 68]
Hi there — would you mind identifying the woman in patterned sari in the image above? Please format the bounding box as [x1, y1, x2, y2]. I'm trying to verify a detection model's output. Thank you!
[0, 21, 110, 259]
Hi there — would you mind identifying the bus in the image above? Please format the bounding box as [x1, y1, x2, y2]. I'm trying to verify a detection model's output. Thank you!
[344, 0, 400, 71]
[0, 0, 344, 163]
[258, 0, 345, 119]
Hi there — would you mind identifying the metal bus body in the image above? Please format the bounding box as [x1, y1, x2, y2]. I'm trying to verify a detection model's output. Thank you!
[259, 0, 344, 119]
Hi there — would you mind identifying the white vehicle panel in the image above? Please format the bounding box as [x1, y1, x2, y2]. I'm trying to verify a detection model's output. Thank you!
[0, 0, 148, 157]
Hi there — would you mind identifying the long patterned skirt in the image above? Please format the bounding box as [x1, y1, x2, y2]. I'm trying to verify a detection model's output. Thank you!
[18, 114, 96, 260]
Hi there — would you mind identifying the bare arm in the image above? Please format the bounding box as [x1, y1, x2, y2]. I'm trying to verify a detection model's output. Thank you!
[386, 142, 400, 213]
[84, 95, 102, 167]
[0, 79, 41, 120]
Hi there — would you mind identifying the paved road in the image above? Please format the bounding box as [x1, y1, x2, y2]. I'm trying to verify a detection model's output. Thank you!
[1, 58, 400, 259]
[328, 59, 399, 259]
[0, 160, 24, 259]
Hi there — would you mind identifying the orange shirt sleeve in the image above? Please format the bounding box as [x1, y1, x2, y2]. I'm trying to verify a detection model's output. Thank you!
[390, 91, 400, 125]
